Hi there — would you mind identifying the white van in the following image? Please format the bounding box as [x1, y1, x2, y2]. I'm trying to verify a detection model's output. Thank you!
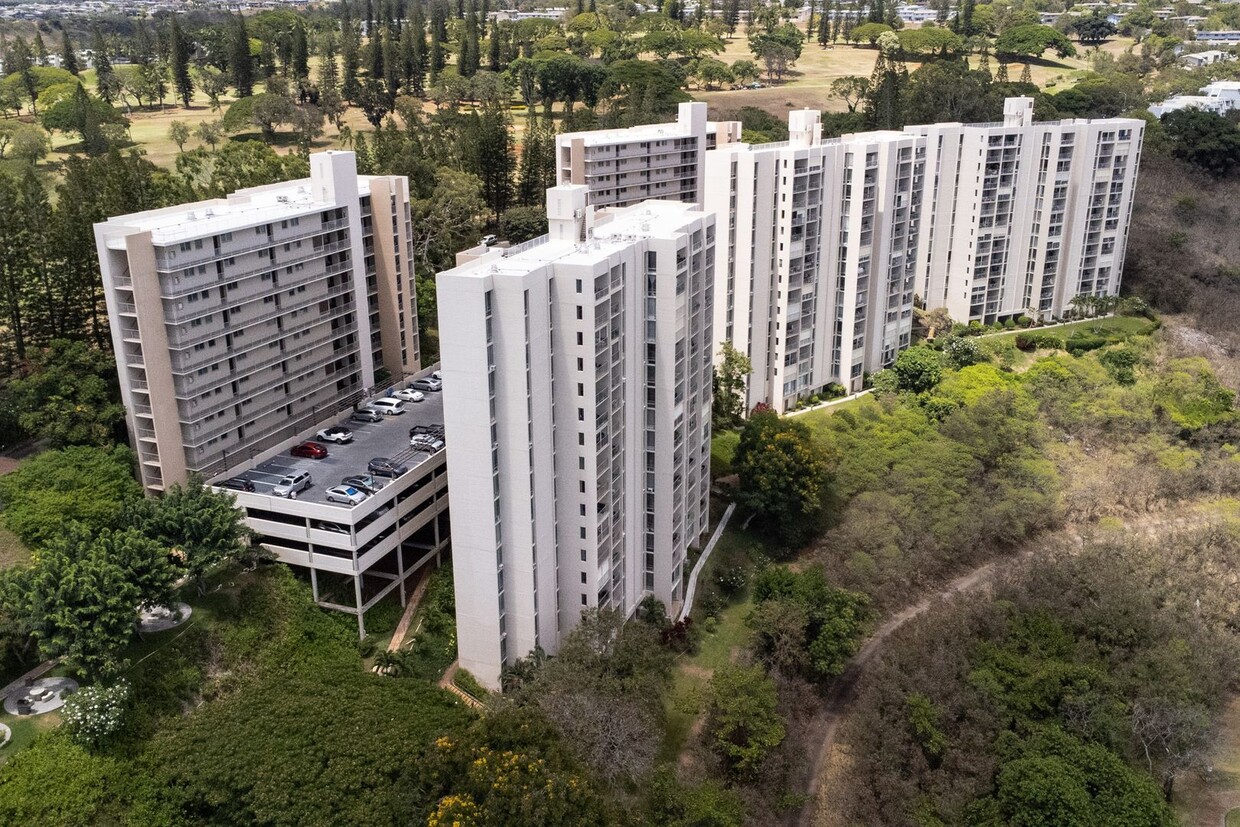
[272, 471, 311, 498]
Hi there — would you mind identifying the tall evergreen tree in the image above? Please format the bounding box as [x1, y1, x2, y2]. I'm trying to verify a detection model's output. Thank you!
[487, 25, 501, 72]
[61, 30, 79, 75]
[318, 33, 346, 127]
[429, 1, 446, 79]
[409, 3, 428, 95]
[341, 16, 362, 103]
[383, 26, 401, 99]
[230, 13, 254, 98]
[92, 30, 119, 105]
[291, 22, 310, 81]
[170, 18, 195, 108]
[32, 31, 48, 66]
[864, 31, 906, 130]
[459, 8, 480, 77]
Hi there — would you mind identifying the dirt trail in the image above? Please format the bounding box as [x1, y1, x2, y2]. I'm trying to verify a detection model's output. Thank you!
[795, 510, 1208, 827]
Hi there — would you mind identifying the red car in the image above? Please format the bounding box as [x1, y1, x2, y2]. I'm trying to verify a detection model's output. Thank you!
[290, 441, 328, 459]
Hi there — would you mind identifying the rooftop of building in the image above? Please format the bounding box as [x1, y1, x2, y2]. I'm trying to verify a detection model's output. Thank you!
[447, 199, 706, 280]
[97, 151, 386, 250]
[218, 384, 446, 510]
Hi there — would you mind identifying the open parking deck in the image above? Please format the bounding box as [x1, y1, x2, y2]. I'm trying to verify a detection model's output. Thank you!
[225, 389, 446, 508]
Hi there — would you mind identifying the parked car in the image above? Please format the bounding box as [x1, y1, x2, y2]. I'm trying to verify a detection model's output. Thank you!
[316, 425, 354, 444]
[350, 408, 384, 424]
[219, 477, 255, 492]
[393, 388, 425, 403]
[290, 441, 328, 459]
[312, 520, 350, 533]
[341, 474, 381, 494]
[272, 471, 312, 498]
[367, 457, 408, 477]
[410, 377, 443, 392]
[409, 424, 438, 437]
[431, 370, 442, 381]
[481, 234, 497, 246]
[410, 434, 445, 452]
[325, 485, 368, 506]
[369, 397, 406, 416]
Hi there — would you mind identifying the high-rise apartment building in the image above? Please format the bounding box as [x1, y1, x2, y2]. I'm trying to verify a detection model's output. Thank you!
[98, 151, 450, 636]
[438, 186, 715, 688]
[556, 102, 741, 208]
[909, 97, 1143, 324]
[96, 151, 419, 493]
[704, 97, 1144, 411]
[704, 111, 925, 411]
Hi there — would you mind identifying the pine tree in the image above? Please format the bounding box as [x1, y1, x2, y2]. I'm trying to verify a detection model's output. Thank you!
[230, 13, 253, 98]
[319, 33, 346, 127]
[291, 22, 310, 81]
[488, 25, 501, 72]
[170, 18, 195, 108]
[995, 61, 1009, 83]
[32, 31, 48, 66]
[460, 7, 480, 77]
[864, 32, 906, 130]
[92, 27, 117, 103]
[409, 3, 428, 95]
[8, 37, 37, 114]
[384, 25, 401, 98]
[341, 18, 362, 103]
[61, 30, 79, 75]
[819, 0, 832, 46]
[1019, 62, 1032, 85]
[429, 1, 446, 79]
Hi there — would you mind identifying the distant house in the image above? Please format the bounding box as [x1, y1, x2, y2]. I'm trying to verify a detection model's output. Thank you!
[1196, 30, 1240, 45]
[1149, 80, 1240, 117]
[1181, 49, 1237, 67]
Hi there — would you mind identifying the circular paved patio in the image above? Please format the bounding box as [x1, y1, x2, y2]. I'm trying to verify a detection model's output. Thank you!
[139, 602, 192, 633]
[3, 676, 78, 716]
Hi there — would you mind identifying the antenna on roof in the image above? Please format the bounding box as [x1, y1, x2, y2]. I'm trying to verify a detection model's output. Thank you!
[204, 208, 215, 217]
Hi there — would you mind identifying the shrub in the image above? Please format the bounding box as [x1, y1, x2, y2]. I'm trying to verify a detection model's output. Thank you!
[1065, 334, 1107, 355]
[453, 668, 488, 700]
[716, 564, 749, 597]
[62, 681, 132, 749]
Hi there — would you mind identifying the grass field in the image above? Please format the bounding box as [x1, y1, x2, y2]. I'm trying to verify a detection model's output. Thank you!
[695, 32, 1136, 118]
[0, 526, 29, 571]
[984, 314, 1157, 345]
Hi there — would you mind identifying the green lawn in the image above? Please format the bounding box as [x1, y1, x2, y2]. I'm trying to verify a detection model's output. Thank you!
[0, 711, 60, 764]
[711, 430, 740, 478]
[795, 393, 879, 436]
[1228, 809, 1240, 827]
[662, 597, 751, 762]
[984, 315, 1156, 346]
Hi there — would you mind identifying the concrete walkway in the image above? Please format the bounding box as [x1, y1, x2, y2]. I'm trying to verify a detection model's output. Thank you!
[786, 391, 872, 419]
[387, 567, 434, 652]
[678, 503, 737, 622]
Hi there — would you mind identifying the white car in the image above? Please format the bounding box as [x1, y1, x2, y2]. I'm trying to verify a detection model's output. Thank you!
[431, 370, 442, 381]
[368, 397, 406, 415]
[393, 388, 425, 403]
[325, 485, 368, 506]
[316, 425, 354, 444]
[410, 434, 445, 452]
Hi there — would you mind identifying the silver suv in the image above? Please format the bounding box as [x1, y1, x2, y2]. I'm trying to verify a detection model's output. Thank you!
[271, 471, 311, 498]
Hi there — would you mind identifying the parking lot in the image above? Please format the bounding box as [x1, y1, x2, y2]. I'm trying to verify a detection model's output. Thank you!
[226, 387, 446, 508]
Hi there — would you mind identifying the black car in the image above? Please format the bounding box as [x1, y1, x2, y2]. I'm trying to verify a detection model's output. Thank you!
[341, 474, 381, 495]
[409, 424, 437, 437]
[367, 457, 408, 478]
[220, 477, 256, 492]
